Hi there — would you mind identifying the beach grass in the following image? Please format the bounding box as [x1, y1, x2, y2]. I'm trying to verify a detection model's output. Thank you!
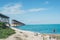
[0, 22, 15, 39]
[0, 28, 15, 39]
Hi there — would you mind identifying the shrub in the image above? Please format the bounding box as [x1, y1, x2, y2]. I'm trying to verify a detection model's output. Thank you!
[0, 22, 8, 29]
[0, 28, 15, 39]
[0, 22, 15, 39]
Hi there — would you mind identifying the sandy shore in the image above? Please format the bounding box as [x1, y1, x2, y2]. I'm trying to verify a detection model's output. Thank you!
[0, 27, 60, 40]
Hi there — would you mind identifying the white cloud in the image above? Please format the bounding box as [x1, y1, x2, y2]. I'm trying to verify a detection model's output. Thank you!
[0, 3, 47, 14]
[0, 3, 25, 14]
[28, 8, 47, 12]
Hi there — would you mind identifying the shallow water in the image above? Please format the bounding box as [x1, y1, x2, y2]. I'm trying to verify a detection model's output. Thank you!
[15, 24, 60, 34]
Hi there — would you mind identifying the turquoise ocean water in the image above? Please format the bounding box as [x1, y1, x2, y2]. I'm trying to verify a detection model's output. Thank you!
[15, 24, 60, 34]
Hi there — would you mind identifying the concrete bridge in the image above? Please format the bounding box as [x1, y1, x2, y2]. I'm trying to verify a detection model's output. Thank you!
[11, 20, 25, 26]
[0, 13, 10, 26]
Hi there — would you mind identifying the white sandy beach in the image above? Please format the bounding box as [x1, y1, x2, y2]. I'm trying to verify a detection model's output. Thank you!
[0, 27, 59, 40]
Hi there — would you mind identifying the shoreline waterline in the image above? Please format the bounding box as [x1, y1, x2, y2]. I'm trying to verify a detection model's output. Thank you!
[4, 27, 59, 40]
[10, 27, 60, 35]
[14, 24, 60, 34]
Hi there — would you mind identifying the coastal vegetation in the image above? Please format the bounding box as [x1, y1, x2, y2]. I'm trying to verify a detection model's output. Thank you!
[0, 22, 15, 39]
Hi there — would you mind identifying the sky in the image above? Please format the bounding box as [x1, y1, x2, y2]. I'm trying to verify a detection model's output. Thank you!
[0, 0, 60, 24]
